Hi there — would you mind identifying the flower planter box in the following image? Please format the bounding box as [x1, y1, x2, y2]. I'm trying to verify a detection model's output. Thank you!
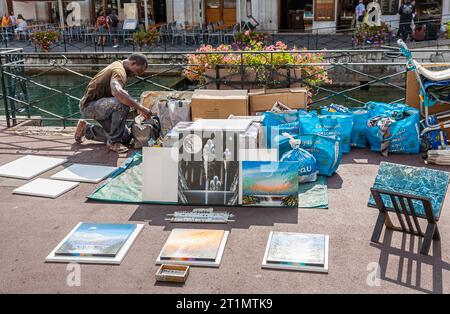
[205, 67, 303, 90]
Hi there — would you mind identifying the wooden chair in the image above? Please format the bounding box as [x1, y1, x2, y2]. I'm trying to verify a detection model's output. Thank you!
[370, 187, 441, 255]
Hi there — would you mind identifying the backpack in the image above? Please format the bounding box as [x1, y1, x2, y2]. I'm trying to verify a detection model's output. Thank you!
[108, 14, 119, 27]
[131, 116, 161, 149]
[97, 16, 106, 27]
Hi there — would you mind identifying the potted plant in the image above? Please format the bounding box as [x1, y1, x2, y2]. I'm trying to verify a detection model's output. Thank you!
[352, 23, 389, 48]
[132, 28, 160, 51]
[132, 29, 148, 51]
[32, 30, 60, 52]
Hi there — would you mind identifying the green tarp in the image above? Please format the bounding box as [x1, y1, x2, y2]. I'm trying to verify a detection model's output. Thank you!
[88, 151, 328, 209]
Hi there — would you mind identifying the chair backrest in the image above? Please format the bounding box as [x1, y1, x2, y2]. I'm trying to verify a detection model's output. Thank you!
[370, 188, 437, 238]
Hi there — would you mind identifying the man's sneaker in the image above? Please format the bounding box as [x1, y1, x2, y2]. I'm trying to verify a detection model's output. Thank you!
[113, 44, 119, 48]
[74, 119, 87, 143]
[107, 142, 129, 154]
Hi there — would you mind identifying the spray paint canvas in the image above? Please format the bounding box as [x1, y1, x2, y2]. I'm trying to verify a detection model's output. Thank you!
[157, 229, 229, 267]
[240, 161, 299, 207]
[178, 130, 239, 206]
[55, 223, 136, 257]
[262, 232, 329, 272]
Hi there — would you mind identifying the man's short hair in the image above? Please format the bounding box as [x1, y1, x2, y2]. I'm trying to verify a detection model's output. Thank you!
[128, 54, 148, 67]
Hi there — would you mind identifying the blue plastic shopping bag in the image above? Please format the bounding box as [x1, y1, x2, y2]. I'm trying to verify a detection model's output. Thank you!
[299, 113, 353, 153]
[280, 136, 318, 183]
[262, 110, 308, 126]
[367, 102, 416, 121]
[262, 110, 312, 148]
[279, 133, 342, 177]
[321, 104, 371, 148]
[366, 112, 420, 154]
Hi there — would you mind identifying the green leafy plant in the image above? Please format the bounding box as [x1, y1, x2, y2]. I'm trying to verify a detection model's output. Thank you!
[32, 30, 60, 52]
[133, 28, 160, 50]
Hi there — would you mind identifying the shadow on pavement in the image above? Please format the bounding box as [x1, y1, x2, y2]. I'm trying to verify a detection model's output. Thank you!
[129, 204, 299, 231]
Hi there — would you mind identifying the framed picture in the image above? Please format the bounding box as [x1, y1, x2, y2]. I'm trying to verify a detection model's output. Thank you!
[314, 0, 335, 22]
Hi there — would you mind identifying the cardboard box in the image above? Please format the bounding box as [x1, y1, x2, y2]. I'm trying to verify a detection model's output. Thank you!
[190, 90, 249, 120]
[249, 88, 308, 115]
[140, 91, 193, 110]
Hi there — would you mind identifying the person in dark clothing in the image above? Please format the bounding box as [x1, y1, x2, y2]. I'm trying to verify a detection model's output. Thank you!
[398, 0, 415, 40]
[74, 54, 151, 153]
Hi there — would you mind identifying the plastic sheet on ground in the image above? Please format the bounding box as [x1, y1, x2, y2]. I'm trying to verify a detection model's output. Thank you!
[298, 176, 328, 209]
[88, 151, 329, 209]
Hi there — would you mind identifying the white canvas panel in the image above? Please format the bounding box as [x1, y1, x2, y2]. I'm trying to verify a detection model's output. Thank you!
[45, 223, 144, 264]
[238, 149, 278, 161]
[0, 155, 67, 180]
[142, 147, 178, 203]
[13, 178, 79, 199]
[189, 119, 253, 132]
[50, 164, 117, 183]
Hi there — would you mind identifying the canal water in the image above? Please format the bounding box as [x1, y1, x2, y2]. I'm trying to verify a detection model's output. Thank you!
[0, 73, 403, 126]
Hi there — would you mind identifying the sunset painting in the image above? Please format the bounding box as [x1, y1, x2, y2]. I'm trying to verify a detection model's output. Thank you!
[241, 161, 299, 207]
[160, 229, 225, 261]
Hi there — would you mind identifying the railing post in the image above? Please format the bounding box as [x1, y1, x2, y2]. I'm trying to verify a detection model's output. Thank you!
[63, 30, 67, 52]
[315, 30, 319, 50]
[216, 65, 220, 90]
[0, 55, 11, 128]
[240, 52, 244, 90]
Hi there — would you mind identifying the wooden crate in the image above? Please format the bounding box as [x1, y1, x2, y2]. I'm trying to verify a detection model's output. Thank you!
[155, 264, 190, 283]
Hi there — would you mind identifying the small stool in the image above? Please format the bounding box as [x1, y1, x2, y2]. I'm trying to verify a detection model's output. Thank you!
[370, 187, 441, 255]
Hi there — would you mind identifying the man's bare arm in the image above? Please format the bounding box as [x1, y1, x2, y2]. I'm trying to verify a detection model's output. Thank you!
[110, 78, 151, 118]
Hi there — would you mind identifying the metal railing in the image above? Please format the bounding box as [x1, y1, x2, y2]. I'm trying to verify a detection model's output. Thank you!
[1, 47, 449, 128]
[1, 15, 448, 53]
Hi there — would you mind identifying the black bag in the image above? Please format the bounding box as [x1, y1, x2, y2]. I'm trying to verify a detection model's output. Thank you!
[108, 14, 119, 27]
[131, 116, 161, 149]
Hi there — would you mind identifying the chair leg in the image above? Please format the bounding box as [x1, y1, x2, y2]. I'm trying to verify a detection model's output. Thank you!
[433, 224, 440, 240]
[420, 222, 437, 255]
[371, 212, 386, 243]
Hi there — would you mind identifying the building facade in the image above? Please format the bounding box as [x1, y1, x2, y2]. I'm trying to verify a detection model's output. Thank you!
[0, 0, 448, 32]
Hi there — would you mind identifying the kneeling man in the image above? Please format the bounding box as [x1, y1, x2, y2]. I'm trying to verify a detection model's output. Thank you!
[75, 53, 151, 153]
